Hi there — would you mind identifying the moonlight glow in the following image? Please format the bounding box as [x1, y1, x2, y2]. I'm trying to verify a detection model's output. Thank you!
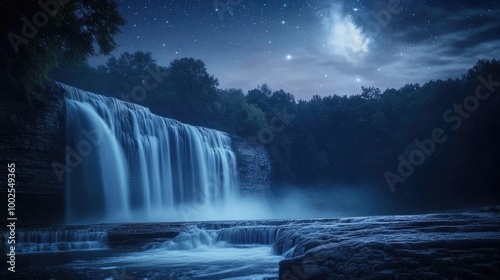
[87, 1, 500, 100]
[323, 5, 370, 63]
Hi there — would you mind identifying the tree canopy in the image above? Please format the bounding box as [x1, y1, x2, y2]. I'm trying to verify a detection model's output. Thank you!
[53, 52, 500, 209]
[0, 0, 125, 94]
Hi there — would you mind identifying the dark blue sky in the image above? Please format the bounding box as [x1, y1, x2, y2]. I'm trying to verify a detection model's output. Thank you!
[89, 0, 500, 100]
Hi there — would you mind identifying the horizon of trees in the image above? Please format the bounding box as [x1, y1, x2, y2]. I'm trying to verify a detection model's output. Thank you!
[52, 53, 500, 210]
[2, 1, 498, 211]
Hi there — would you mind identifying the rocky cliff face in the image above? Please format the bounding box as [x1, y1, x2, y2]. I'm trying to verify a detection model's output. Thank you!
[230, 135, 271, 196]
[0, 84, 271, 225]
[0, 86, 66, 225]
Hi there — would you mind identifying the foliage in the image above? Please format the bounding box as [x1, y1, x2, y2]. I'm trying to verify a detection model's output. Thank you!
[53, 55, 500, 207]
[0, 0, 125, 95]
[52, 52, 266, 136]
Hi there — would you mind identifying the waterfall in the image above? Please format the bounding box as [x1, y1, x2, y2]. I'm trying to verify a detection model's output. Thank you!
[159, 225, 280, 251]
[14, 230, 107, 254]
[216, 226, 280, 245]
[61, 84, 239, 223]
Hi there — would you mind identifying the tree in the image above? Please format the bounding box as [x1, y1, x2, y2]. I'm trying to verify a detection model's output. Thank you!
[107, 52, 157, 80]
[106, 51, 164, 97]
[463, 59, 500, 81]
[167, 58, 219, 123]
[214, 88, 266, 136]
[0, 0, 125, 94]
[247, 88, 270, 113]
[168, 58, 219, 98]
[360, 86, 381, 100]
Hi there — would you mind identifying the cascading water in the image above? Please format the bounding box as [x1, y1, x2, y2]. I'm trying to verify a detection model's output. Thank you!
[159, 225, 281, 251]
[61, 84, 239, 223]
[14, 230, 108, 253]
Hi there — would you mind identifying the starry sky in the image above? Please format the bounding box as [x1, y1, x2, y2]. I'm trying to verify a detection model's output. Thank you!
[89, 0, 500, 100]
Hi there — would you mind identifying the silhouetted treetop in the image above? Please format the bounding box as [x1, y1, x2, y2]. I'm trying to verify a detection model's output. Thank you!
[0, 0, 125, 93]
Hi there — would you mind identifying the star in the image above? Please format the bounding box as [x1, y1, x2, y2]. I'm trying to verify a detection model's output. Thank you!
[85, 1, 500, 100]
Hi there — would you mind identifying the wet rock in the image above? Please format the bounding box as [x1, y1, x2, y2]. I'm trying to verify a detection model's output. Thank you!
[277, 213, 500, 279]
[230, 135, 271, 196]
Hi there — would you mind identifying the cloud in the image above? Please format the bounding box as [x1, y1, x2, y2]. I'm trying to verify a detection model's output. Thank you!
[321, 4, 371, 63]
[92, 0, 500, 102]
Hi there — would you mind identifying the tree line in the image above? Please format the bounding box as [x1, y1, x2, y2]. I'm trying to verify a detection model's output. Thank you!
[51, 53, 500, 208]
[2, 0, 498, 209]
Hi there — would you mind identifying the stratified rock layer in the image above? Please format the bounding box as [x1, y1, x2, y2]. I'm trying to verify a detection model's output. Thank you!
[0, 85, 66, 226]
[276, 213, 500, 280]
[231, 135, 271, 196]
[0, 84, 271, 225]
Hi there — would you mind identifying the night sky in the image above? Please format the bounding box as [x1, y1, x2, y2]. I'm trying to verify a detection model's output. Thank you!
[89, 0, 500, 100]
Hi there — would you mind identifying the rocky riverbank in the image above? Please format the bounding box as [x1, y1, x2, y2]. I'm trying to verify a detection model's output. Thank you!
[3, 212, 499, 279]
[276, 212, 500, 279]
